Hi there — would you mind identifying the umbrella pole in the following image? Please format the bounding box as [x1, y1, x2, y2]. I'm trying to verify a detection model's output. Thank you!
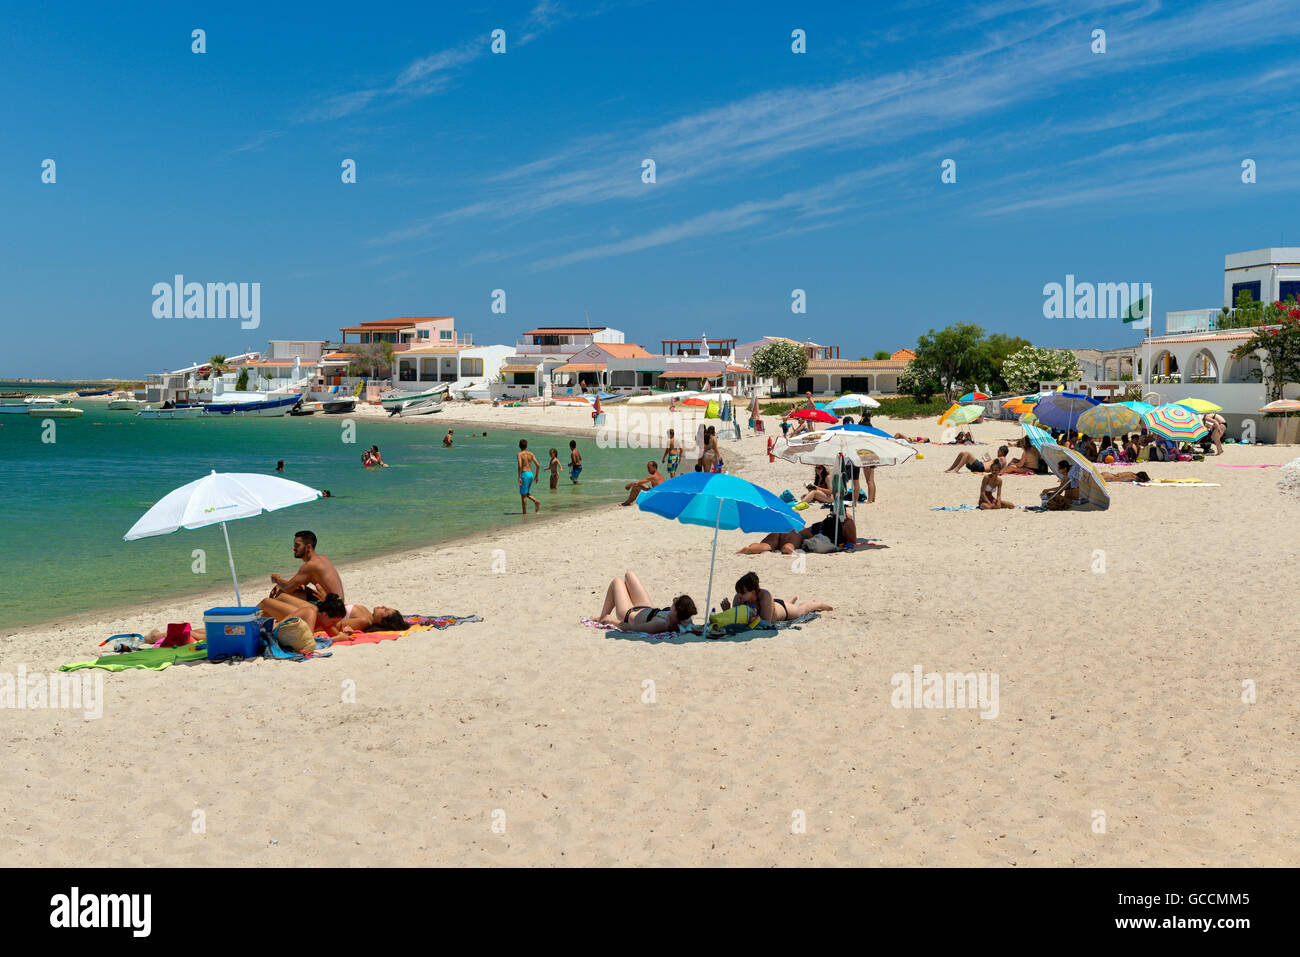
[703, 499, 722, 633]
[221, 521, 242, 606]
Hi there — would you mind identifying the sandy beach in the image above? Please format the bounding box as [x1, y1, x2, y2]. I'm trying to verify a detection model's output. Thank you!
[2, 402, 1296, 867]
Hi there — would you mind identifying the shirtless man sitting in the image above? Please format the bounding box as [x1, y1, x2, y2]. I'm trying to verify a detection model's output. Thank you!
[620, 461, 666, 505]
[269, 530, 344, 604]
[1003, 437, 1043, 474]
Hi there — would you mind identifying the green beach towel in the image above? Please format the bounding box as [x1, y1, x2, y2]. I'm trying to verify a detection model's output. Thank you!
[60, 642, 209, 673]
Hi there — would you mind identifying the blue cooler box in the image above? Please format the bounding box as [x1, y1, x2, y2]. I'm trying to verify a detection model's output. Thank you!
[204, 607, 265, 659]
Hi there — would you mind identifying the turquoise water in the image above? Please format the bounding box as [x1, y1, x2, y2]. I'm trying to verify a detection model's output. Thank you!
[0, 399, 650, 632]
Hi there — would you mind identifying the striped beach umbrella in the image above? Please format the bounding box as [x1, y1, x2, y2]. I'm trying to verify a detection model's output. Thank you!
[1019, 411, 1039, 426]
[1143, 404, 1209, 442]
[960, 391, 990, 402]
[1038, 444, 1110, 510]
[945, 404, 985, 426]
[1258, 399, 1300, 413]
[1075, 403, 1141, 438]
[1021, 421, 1053, 449]
[1175, 397, 1223, 414]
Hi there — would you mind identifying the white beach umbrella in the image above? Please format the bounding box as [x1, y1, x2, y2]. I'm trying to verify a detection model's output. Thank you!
[124, 470, 321, 605]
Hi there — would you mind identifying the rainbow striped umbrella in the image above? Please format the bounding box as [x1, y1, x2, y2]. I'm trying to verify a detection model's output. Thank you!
[1019, 411, 1039, 426]
[1075, 403, 1141, 438]
[1143, 404, 1209, 442]
[1021, 421, 1053, 449]
[960, 391, 990, 402]
[945, 404, 985, 426]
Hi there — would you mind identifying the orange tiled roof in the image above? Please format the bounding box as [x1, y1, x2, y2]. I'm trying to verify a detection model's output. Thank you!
[808, 358, 906, 370]
[592, 343, 651, 358]
[891, 348, 916, 360]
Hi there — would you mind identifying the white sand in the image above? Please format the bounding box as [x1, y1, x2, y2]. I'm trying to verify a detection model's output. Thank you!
[2, 402, 1296, 866]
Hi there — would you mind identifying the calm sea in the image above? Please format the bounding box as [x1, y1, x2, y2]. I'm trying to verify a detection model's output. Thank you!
[0, 387, 650, 632]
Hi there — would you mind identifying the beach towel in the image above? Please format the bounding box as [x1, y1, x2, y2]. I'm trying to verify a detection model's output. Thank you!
[61, 643, 209, 672]
[931, 504, 1046, 511]
[326, 614, 482, 647]
[263, 635, 333, 661]
[1135, 480, 1221, 487]
[582, 612, 821, 643]
[1216, 464, 1281, 468]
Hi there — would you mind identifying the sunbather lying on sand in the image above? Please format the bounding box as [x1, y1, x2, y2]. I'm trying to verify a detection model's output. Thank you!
[720, 571, 832, 622]
[946, 445, 1008, 474]
[258, 593, 406, 636]
[736, 512, 858, 554]
[595, 570, 697, 633]
[1099, 470, 1150, 484]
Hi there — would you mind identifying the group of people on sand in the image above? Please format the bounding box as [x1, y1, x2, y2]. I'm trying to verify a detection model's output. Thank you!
[145, 530, 405, 649]
[594, 570, 831, 634]
[516, 439, 584, 513]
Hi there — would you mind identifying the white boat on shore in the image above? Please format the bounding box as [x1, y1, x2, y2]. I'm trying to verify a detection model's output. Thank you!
[199, 395, 302, 417]
[321, 397, 357, 414]
[107, 398, 144, 411]
[137, 406, 204, 419]
[395, 396, 443, 416]
[380, 384, 448, 411]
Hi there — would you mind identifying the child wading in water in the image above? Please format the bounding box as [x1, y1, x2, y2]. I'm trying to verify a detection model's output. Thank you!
[547, 448, 560, 490]
[568, 440, 582, 484]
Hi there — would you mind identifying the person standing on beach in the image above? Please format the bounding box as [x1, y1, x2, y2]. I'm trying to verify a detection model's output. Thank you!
[517, 439, 541, 513]
[662, 428, 682, 477]
[592, 394, 602, 427]
[568, 440, 582, 484]
[547, 448, 560, 490]
[270, 530, 345, 603]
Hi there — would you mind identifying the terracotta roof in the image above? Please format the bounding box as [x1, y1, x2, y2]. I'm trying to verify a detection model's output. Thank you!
[1143, 331, 1262, 345]
[593, 343, 652, 358]
[891, 348, 916, 360]
[553, 363, 606, 373]
[398, 345, 462, 355]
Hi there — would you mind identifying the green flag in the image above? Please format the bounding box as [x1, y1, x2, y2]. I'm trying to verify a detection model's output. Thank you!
[1123, 295, 1149, 323]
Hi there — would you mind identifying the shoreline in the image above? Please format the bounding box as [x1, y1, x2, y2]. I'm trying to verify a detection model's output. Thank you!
[0, 403, 732, 641]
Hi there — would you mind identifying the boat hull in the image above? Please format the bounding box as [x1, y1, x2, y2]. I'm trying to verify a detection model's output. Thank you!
[321, 398, 357, 414]
[380, 385, 448, 409]
[200, 395, 302, 417]
[396, 400, 442, 417]
[0, 404, 31, 415]
[30, 407, 84, 418]
[107, 399, 143, 410]
[137, 407, 204, 419]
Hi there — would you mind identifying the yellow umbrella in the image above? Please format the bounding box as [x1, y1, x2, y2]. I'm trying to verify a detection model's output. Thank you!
[937, 402, 961, 425]
[1176, 397, 1223, 413]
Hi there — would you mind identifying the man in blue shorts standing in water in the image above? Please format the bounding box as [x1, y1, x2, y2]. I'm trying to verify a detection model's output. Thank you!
[568, 439, 582, 484]
[517, 439, 541, 513]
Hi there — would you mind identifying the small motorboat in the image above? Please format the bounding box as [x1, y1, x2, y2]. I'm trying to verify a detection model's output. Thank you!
[380, 384, 448, 411]
[321, 397, 357, 414]
[137, 405, 204, 419]
[107, 398, 144, 411]
[395, 396, 443, 416]
[77, 388, 113, 397]
[200, 395, 302, 417]
[27, 398, 83, 418]
[0, 401, 31, 415]
[289, 401, 321, 416]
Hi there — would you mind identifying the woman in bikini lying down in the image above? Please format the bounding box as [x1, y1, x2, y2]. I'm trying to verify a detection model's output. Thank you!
[596, 570, 697, 633]
[720, 571, 833, 622]
[257, 593, 406, 636]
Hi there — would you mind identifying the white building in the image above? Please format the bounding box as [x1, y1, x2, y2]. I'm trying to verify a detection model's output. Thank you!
[391, 343, 514, 398]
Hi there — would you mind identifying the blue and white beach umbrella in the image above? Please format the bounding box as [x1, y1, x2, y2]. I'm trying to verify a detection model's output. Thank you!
[637, 473, 803, 630]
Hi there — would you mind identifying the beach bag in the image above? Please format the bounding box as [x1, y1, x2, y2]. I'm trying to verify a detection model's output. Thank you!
[709, 605, 754, 629]
[779, 489, 796, 503]
[273, 616, 317, 654]
[155, 622, 193, 648]
[801, 534, 836, 554]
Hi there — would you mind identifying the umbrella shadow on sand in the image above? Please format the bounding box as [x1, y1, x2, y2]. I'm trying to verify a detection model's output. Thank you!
[599, 611, 822, 644]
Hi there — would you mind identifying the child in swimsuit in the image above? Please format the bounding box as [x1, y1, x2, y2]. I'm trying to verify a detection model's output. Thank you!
[977, 461, 1014, 509]
[568, 440, 582, 484]
[547, 449, 560, 490]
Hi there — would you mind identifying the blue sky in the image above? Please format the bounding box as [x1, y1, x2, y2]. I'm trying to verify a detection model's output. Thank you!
[5, 0, 1300, 377]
